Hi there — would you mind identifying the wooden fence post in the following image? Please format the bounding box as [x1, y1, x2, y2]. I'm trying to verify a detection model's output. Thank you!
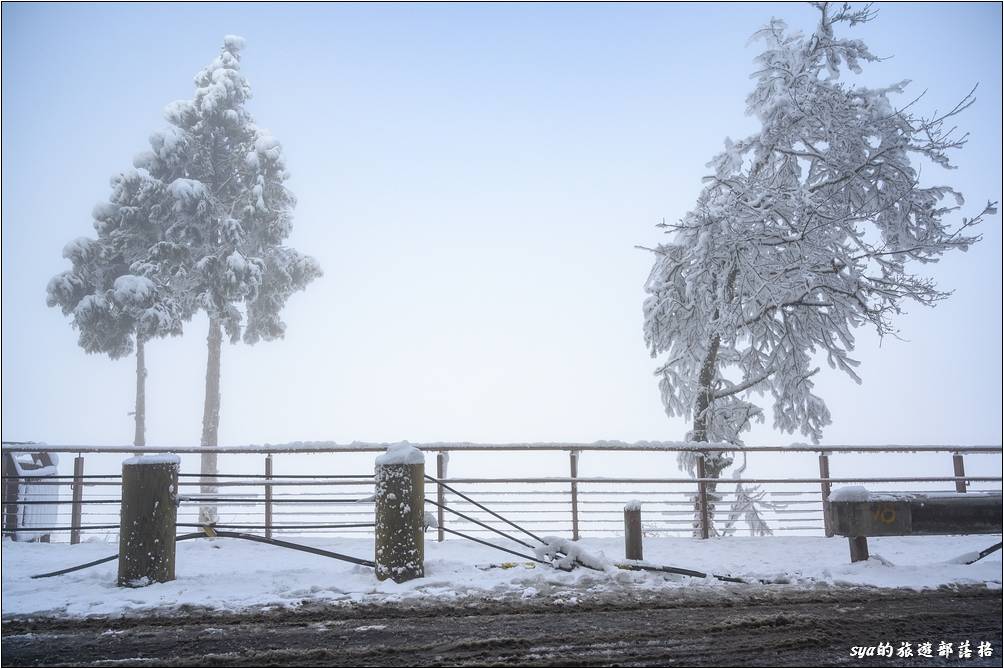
[848, 535, 870, 563]
[953, 454, 968, 493]
[624, 501, 643, 561]
[70, 455, 84, 545]
[569, 450, 580, 541]
[1, 454, 16, 538]
[374, 446, 425, 583]
[436, 451, 447, 543]
[696, 454, 710, 539]
[118, 455, 179, 586]
[819, 452, 833, 537]
[264, 454, 273, 539]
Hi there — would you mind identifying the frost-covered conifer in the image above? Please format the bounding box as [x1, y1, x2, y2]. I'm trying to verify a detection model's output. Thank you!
[643, 3, 995, 534]
[136, 36, 321, 522]
[47, 168, 185, 448]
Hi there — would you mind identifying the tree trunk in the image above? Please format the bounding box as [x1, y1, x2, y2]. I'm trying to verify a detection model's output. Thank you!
[689, 269, 739, 536]
[133, 336, 146, 454]
[692, 335, 720, 444]
[691, 334, 732, 536]
[199, 317, 223, 525]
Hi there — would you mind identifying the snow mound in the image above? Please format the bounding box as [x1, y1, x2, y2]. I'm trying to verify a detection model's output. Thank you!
[113, 275, 156, 304]
[375, 443, 425, 466]
[3, 535, 1001, 618]
[829, 485, 870, 502]
[625, 499, 643, 511]
[62, 237, 96, 261]
[535, 536, 610, 571]
[122, 454, 181, 466]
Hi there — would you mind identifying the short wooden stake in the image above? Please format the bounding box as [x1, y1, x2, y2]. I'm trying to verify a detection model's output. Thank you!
[70, 455, 84, 545]
[848, 535, 869, 563]
[264, 454, 274, 540]
[118, 455, 179, 587]
[1, 454, 17, 538]
[374, 448, 425, 583]
[436, 451, 447, 543]
[696, 455, 710, 539]
[624, 502, 643, 561]
[819, 453, 833, 537]
[953, 454, 968, 493]
[569, 450, 580, 541]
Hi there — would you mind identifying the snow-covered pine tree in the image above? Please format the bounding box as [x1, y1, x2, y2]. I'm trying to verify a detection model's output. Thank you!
[642, 2, 996, 535]
[47, 168, 185, 448]
[136, 36, 322, 523]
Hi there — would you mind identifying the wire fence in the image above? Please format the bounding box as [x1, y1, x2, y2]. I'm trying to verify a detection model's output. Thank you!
[2, 442, 1001, 543]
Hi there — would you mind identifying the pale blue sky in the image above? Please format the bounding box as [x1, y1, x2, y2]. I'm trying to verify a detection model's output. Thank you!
[2, 2, 1001, 470]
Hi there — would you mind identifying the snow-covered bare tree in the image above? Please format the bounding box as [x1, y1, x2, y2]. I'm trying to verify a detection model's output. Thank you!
[47, 168, 185, 449]
[136, 36, 322, 523]
[643, 2, 996, 534]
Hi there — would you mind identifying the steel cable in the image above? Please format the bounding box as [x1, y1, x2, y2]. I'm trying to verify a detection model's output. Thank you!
[30, 530, 374, 579]
[425, 475, 544, 544]
[424, 498, 535, 550]
[439, 527, 547, 565]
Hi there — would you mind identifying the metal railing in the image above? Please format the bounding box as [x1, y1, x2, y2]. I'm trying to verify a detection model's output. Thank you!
[2, 441, 1001, 543]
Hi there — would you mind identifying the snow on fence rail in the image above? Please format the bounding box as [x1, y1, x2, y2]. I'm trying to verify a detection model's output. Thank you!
[2, 441, 1001, 544]
[2, 441, 1001, 453]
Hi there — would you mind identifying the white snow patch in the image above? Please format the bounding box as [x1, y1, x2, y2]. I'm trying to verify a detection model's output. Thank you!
[375, 443, 425, 466]
[353, 624, 386, 632]
[112, 276, 155, 304]
[62, 237, 96, 260]
[167, 178, 206, 204]
[624, 500, 643, 511]
[122, 454, 181, 466]
[828, 487, 997, 503]
[829, 485, 870, 502]
[535, 536, 610, 571]
[3, 535, 1000, 619]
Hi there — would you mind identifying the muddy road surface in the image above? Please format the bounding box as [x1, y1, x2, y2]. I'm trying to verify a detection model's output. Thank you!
[3, 587, 1001, 667]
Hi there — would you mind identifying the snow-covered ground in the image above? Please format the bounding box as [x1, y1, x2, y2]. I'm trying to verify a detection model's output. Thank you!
[2, 534, 1000, 619]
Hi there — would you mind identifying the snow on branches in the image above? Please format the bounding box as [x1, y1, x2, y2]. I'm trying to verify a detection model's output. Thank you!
[643, 3, 995, 454]
[135, 36, 321, 345]
[47, 167, 185, 359]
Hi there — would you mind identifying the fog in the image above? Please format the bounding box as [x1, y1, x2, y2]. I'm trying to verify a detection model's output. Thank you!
[2, 3, 1000, 486]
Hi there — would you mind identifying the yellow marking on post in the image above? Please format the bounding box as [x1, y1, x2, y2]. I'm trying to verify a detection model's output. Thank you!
[872, 504, 896, 525]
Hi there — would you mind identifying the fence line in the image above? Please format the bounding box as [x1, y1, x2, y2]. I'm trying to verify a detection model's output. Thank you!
[3, 442, 1001, 544]
[5, 442, 1001, 454]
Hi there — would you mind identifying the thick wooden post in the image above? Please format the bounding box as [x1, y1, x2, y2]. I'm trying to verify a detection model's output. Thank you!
[848, 535, 869, 562]
[374, 446, 425, 583]
[70, 455, 84, 545]
[1, 454, 17, 538]
[569, 450, 580, 541]
[953, 454, 967, 493]
[264, 454, 273, 539]
[118, 455, 179, 587]
[436, 451, 446, 543]
[819, 452, 833, 537]
[624, 501, 643, 561]
[696, 454, 710, 539]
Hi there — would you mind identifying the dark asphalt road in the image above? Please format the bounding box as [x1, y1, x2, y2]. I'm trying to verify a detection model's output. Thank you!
[2, 587, 1001, 667]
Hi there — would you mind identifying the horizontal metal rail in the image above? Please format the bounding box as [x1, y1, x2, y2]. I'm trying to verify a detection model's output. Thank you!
[436, 476, 1001, 485]
[4, 442, 1000, 455]
[4, 441, 999, 544]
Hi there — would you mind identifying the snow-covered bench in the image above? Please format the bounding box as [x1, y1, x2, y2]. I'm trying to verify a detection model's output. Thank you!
[827, 486, 1002, 562]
